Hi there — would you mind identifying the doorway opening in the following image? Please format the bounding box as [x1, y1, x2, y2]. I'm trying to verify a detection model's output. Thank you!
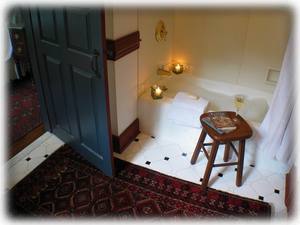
[6, 8, 45, 160]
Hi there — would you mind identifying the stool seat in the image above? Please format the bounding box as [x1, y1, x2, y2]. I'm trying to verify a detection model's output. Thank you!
[191, 111, 253, 191]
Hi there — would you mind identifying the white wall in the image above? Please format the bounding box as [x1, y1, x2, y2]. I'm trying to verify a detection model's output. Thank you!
[106, 9, 174, 135]
[137, 10, 174, 95]
[173, 10, 249, 83]
[105, 8, 138, 135]
[114, 52, 138, 135]
[173, 9, 291, 93]
[106, 60, 118, 135]
[238, 11, 291, 92]
[106, 8, 291, 135]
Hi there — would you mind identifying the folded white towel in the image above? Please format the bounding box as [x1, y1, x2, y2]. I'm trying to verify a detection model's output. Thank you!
[173, 92, 199, 101]
[168, 92, 209, 128]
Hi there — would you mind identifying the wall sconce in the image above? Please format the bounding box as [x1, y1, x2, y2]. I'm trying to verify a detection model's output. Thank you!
[155, 20, 168, 42]
[157, 68, 171, 76]
[151, 84, 164, 100]
[172, 63, 184, 74]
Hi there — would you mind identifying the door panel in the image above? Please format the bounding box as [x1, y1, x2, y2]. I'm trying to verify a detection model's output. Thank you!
[29, 8, 114, 177]
[37, 10, 58, 43]
[72, 67, 98, 148]
[65, 10, 91, 52]
[44, 56, 70, 133]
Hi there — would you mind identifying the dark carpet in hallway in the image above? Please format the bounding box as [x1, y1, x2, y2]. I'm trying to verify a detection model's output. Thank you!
[9, 78, 42, 143]
[8, 145, 271, 218]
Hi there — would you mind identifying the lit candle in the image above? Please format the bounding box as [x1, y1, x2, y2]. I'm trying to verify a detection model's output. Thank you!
[173, 63, 183, 74]
[174, 64, 181, 73]
[155, 86, 162, 96]
[151, 84, 163, 99]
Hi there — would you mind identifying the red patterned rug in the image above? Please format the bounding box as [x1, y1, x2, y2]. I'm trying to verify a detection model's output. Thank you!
[9, 78, 42, 143]
[9, 146, 271, 218]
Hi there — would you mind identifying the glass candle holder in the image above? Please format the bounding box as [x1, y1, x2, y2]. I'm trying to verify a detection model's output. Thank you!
[151, 85, 163, 100]
[172, 63, 184, 74]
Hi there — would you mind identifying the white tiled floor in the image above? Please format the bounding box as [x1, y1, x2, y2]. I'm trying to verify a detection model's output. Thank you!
[6, 132, 64, 190]
[114, 132, 287, 219]
[6, 131, 287, 219]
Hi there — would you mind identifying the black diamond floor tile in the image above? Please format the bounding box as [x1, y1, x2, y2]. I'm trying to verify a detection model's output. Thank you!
[274, 189, 280, 194]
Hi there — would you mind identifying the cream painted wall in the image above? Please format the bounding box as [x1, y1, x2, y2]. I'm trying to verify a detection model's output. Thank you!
[114, 51, 138, 135]
[106, 60, 118, 135]
[106, 8, 290, 135]
[238, 11, 291, 92]
[173, 10, 249, 84]
[105, 10, 117, 134]
[137, 10, 174, 95]
[111, 9, 139, 39]
[172, 9, 291, 93]
[105, 8, 138, 135]
[106, 9, 174, 135]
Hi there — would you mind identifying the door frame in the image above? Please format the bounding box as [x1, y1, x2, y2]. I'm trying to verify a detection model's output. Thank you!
[21, 8, 115, 175]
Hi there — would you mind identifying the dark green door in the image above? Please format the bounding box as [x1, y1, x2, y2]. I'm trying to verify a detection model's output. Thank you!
[28, 8, 114, 176]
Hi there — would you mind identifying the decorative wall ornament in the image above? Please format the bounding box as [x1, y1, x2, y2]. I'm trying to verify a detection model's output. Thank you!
[155, 20, 168, 42]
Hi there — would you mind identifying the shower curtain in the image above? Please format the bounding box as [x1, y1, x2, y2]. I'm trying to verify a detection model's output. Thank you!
[255, 34, 295, 172]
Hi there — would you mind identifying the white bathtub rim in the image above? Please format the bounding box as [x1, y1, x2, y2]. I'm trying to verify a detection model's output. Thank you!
[157, 75, 273, 106]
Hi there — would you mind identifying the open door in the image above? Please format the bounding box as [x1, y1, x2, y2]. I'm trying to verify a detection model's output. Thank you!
[22, 8, 114, 177]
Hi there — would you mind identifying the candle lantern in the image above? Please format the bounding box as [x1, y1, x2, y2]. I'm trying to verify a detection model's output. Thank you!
[151, 84, 163, 100]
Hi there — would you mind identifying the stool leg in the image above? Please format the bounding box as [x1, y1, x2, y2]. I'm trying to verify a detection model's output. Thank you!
[223, 143, 231, 162]
[191, 129, 207, 165]
[236, 139, 245, 187]
[201, 141, 219, 190]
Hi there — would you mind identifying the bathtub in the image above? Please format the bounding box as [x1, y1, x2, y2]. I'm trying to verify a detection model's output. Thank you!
[139, 75, 271, 136]
[138, 75, 290, 173]
[138, 75, 276, 168]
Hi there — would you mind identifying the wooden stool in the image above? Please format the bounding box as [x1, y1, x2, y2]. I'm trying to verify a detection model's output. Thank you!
[191, 111, 253, 191]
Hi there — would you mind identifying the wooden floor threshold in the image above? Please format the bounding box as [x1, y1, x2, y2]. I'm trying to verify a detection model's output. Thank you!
[8, 124, 45, 160]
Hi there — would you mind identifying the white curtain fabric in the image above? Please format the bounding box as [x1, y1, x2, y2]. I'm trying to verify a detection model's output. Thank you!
[255, 34, 295, 172]
[5, 28, 13, 61]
